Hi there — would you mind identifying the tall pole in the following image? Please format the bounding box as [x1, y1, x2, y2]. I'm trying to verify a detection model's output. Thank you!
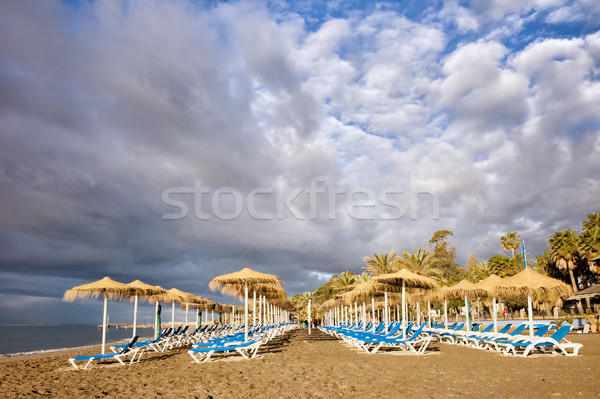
[244, 281, 249, 340]
[444, 299, 448, 327]
[371, 296, 376, 332]
[492, 297, 498, 333]
[132, 295, 138, 338]
[253, 290, 256, 326]
[101, 295, 108, 354]
[258, 294, 262, 326]
[402, 280, 407, 339]
[384, 291, 389, 333]
[465, 295, 471, 332]
[155, 302, 161, 339]
[185, 303, 189, 326]
[427, 300, 431, 327]
[171, 301, 175, 329]
[308, 299, 312, 335]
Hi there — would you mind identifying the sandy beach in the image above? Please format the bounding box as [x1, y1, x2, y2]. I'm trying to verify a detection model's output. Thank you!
[1, 328, 599, 398]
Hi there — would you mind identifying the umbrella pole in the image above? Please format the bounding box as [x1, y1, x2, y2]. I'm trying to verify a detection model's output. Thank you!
[308, 299, 312, 335]
[384, 291, 389, 333]
[444, 299, 448, 327]
[402, 280, 406, 339]
[427, 300, 431, 327]
[416, 301, 420, 325]
[185, 303, 189, 326]
[244, 282, 249, 341]
[371, 297, 376, 332]
[527, 292, 534, 337]
[212, 310, 214, 325]
[259, 295, 262, 326]
[464, 295, 470, 332]
[155, 302, 160, 339]
[493, 297, 498, 333]
[132, 295, 138, 339]
[101, 294, 108, 355]
[355, 301, 358, 325]
[253, 290, 256, 326]
[197, 308, 201, 328]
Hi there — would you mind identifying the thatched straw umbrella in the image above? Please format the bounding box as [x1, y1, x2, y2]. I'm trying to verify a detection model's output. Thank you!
[342, 280, 397, 331]
[126, 280, 166, 338]
[221, 283, 286, 326]
[494, 268, 572, 337]
[184, 297, 218, 326]
[439, 279, 488, 332]
[372, 270, 439, 337]
[210, 268, 282, 341]
[63, 276, 137, 354]
[148, 287, 198, 336]
[473, 274, 506, 333]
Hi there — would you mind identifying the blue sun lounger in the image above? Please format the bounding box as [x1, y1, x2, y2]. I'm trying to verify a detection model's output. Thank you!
[188, 337, 264, 363]
[497, 325, 583, 357]
[69, 336, 141, 369]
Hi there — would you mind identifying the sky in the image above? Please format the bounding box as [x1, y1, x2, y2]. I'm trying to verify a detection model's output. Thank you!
[0, 0, 599, 325]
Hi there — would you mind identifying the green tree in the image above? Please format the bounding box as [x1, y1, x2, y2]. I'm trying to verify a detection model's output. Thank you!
[487, 254, 523, 277]
[354, 272, 371, 284]
[534, 250, 566, 279]
[428, 230, 462, 283]
[500, 232, 521, 258]
[466, 259, 492, 282]
[331, 271, 356, 293]
[396, 247, 442, 280]
[548, 229, 583, 313]
[582, 213, 600, 231]
[363, 251, 396, 275]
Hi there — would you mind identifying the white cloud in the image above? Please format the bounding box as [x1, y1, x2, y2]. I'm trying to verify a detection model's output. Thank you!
[0, 0, 599, 324]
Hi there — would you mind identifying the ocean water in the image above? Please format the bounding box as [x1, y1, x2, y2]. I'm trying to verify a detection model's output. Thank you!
[0, 325, 154, 357]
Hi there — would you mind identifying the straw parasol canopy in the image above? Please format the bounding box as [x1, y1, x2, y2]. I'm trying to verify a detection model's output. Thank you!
[372, 269, 439, 337]
[63, 276, 138, 354]
[495, 268, 573, 337]
[317, 298, 340, 313]
[371, 269, 439, 289]
[222, 283, 287, 300]
[63, 276, 137, 301]
[125, 280, 167, 339]
[209, 267, 282, 290]
[126, 280, 167, 298]
[493, 268, 573, 301]
[209, 267, 283, 341]
[439, 279, 489, 300]
[342, 280, 400, 304]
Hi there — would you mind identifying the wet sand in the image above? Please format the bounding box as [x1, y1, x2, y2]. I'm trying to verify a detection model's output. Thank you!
[1, 328, 598, 398]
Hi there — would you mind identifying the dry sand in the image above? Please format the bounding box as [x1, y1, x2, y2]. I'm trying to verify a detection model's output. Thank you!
[1, 328, 599, 398]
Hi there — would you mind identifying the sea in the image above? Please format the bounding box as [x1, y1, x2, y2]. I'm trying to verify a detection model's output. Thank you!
[0, 325, 155, 357]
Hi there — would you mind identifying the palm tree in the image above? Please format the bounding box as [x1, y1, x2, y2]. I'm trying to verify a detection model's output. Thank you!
[548, 230, 582, 313]
[500, 232, 521, 258]
[363, 251, 396, 275]
[331, 271, 356, 293]
[354, 272, 371, 284]
[467, 260, 492, 282]
[395, 248, 442, 280]
[534, 250, 558, 276]
[582, 213, 600, 231]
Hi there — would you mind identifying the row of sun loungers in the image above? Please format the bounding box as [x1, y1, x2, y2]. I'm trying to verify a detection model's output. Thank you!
[319, 320, 583, 357]
[426, 321, 582, 356]
[319, 321, 433, 354]
[188, 323, 296, 363]
[68, 323, 296, 369]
